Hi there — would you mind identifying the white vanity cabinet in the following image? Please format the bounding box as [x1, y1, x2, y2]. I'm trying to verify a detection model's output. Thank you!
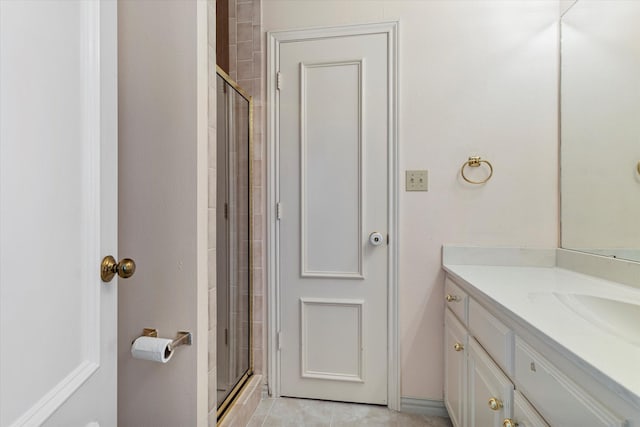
[443, 273, 639, 427]
[444, 309, 467, 427]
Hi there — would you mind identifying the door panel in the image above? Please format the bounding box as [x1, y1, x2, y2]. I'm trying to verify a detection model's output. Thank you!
[278, 31, 389, 405]
[302, 61, 363, 278]
[301, 298, 364, 382]
[0, 1, 117, 425]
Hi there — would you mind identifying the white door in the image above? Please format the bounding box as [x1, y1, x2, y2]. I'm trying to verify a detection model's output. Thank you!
[1, 1, 118, 426]
[277, 29, 391, 405]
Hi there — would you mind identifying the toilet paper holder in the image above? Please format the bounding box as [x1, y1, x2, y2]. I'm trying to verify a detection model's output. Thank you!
[141, 328, 192, 351]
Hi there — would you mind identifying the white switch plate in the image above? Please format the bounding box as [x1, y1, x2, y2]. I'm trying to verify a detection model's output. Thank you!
[406, 170, 428, 191]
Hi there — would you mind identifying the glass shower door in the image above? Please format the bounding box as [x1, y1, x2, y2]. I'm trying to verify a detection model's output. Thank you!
[216, 69, 252, 416]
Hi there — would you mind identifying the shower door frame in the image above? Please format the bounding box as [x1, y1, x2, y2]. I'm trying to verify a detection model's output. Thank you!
[215, 66, 254, 421]
[266, 22, 400, 410]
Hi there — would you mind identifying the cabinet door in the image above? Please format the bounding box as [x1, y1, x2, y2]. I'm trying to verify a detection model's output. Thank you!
[509, 390, 549, 427]
[445, 309, 467, 427]
[468, 338, 514, 427]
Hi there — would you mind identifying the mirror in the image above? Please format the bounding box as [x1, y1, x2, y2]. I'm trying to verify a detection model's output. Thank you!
[561, 0, 640, 262]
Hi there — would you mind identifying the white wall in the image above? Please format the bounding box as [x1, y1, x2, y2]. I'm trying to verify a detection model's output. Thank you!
[263, 0, 559, 400]
[118, 1, 209, 425]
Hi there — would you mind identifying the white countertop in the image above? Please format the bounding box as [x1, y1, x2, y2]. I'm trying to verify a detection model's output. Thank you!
[443, 261, 640, 408]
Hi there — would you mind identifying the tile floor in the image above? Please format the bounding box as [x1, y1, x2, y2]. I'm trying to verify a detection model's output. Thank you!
[246, 397, 453, 427]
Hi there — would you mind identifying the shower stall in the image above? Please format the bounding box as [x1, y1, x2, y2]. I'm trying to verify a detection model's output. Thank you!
[215, 68, 253, 419]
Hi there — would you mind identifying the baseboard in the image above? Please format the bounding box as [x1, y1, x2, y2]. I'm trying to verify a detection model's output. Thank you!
[400, 397, 450, 418]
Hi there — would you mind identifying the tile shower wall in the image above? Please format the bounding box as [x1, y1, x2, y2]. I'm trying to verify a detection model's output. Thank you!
[207, 0, 218, 425]
[227, 0, 267, 380]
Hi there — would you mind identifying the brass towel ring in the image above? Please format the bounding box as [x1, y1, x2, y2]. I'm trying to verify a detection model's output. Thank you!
[461, 156, 493, 184]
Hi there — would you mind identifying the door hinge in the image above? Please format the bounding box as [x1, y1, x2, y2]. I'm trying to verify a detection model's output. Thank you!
[224, 328, 228, 345]
[277, 331, 283, 350]
[277, 72, 283, 90]
[224, 203, 229, 219]
[276, 202, 283, 220]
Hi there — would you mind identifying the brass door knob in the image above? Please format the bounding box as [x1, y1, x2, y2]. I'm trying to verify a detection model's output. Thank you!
[488, 397, 503, 411]
[445, 294, 460, 302]
[454, 343, 464, 352]
[503, 419, 518, 427]
[101, 255, 136, 282]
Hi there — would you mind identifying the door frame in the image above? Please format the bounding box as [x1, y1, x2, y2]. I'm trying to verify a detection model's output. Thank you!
[266, 21, 400, 410]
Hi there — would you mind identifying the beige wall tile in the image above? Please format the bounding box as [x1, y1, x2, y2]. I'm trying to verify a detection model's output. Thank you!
[252, 104, 263, 135]
[237, 22, 253, 42]
[252, 0, 260, 25]
[237, 40, 253, 61]
[252, 160, 262, 187]
[252, 348, 263, 374]
[208, 248, 216, 290]
[208, 369, 217, 418]
[252, 25, 261, 52]
[252, 322, 263, 348]
[237, 79, 254, 95]
[251, 186, 262, 214]
[229, 17, 237, 44]
[208, 207, 216, 249]
[252, 268, 262, 295]
[252, 214, 263, 241]
[208, 167, 216, 209]
[253, 133, 262, 161]
[252, 51, 262, 78]
[237, 2, 253, 22]
[209, 288, 216, 330]
[229, 45, 237, 73]
[237, 59, 254, 81]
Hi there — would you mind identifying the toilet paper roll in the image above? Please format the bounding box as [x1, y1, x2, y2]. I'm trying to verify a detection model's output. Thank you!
[131, 336, 174, 363]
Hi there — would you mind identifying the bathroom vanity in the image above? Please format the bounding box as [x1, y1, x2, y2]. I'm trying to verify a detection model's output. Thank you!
[442, 247, 640, 427]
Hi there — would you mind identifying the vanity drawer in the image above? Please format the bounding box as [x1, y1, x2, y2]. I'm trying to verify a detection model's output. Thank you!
[514, 337, 625, 427]
[468, 299, 514, 374]
[444, 277, 468, 325]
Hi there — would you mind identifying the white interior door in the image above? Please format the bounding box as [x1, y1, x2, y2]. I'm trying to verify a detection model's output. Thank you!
[277, 29, 391, 405]
[1, 1, 118, 426]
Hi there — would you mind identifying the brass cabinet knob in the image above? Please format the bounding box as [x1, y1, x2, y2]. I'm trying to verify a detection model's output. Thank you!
[101, 255, 136, 282]
[503, 419, 518, 427]
[445, 294, 460, 302]
[454, 343, 464, 352]
[488, 397, 503, 411]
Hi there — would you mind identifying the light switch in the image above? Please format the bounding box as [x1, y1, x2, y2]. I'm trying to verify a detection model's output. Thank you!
[406, 170, 428, 191]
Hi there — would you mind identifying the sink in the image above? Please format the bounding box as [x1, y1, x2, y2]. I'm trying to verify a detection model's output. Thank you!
[555, 293, 640, 345]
